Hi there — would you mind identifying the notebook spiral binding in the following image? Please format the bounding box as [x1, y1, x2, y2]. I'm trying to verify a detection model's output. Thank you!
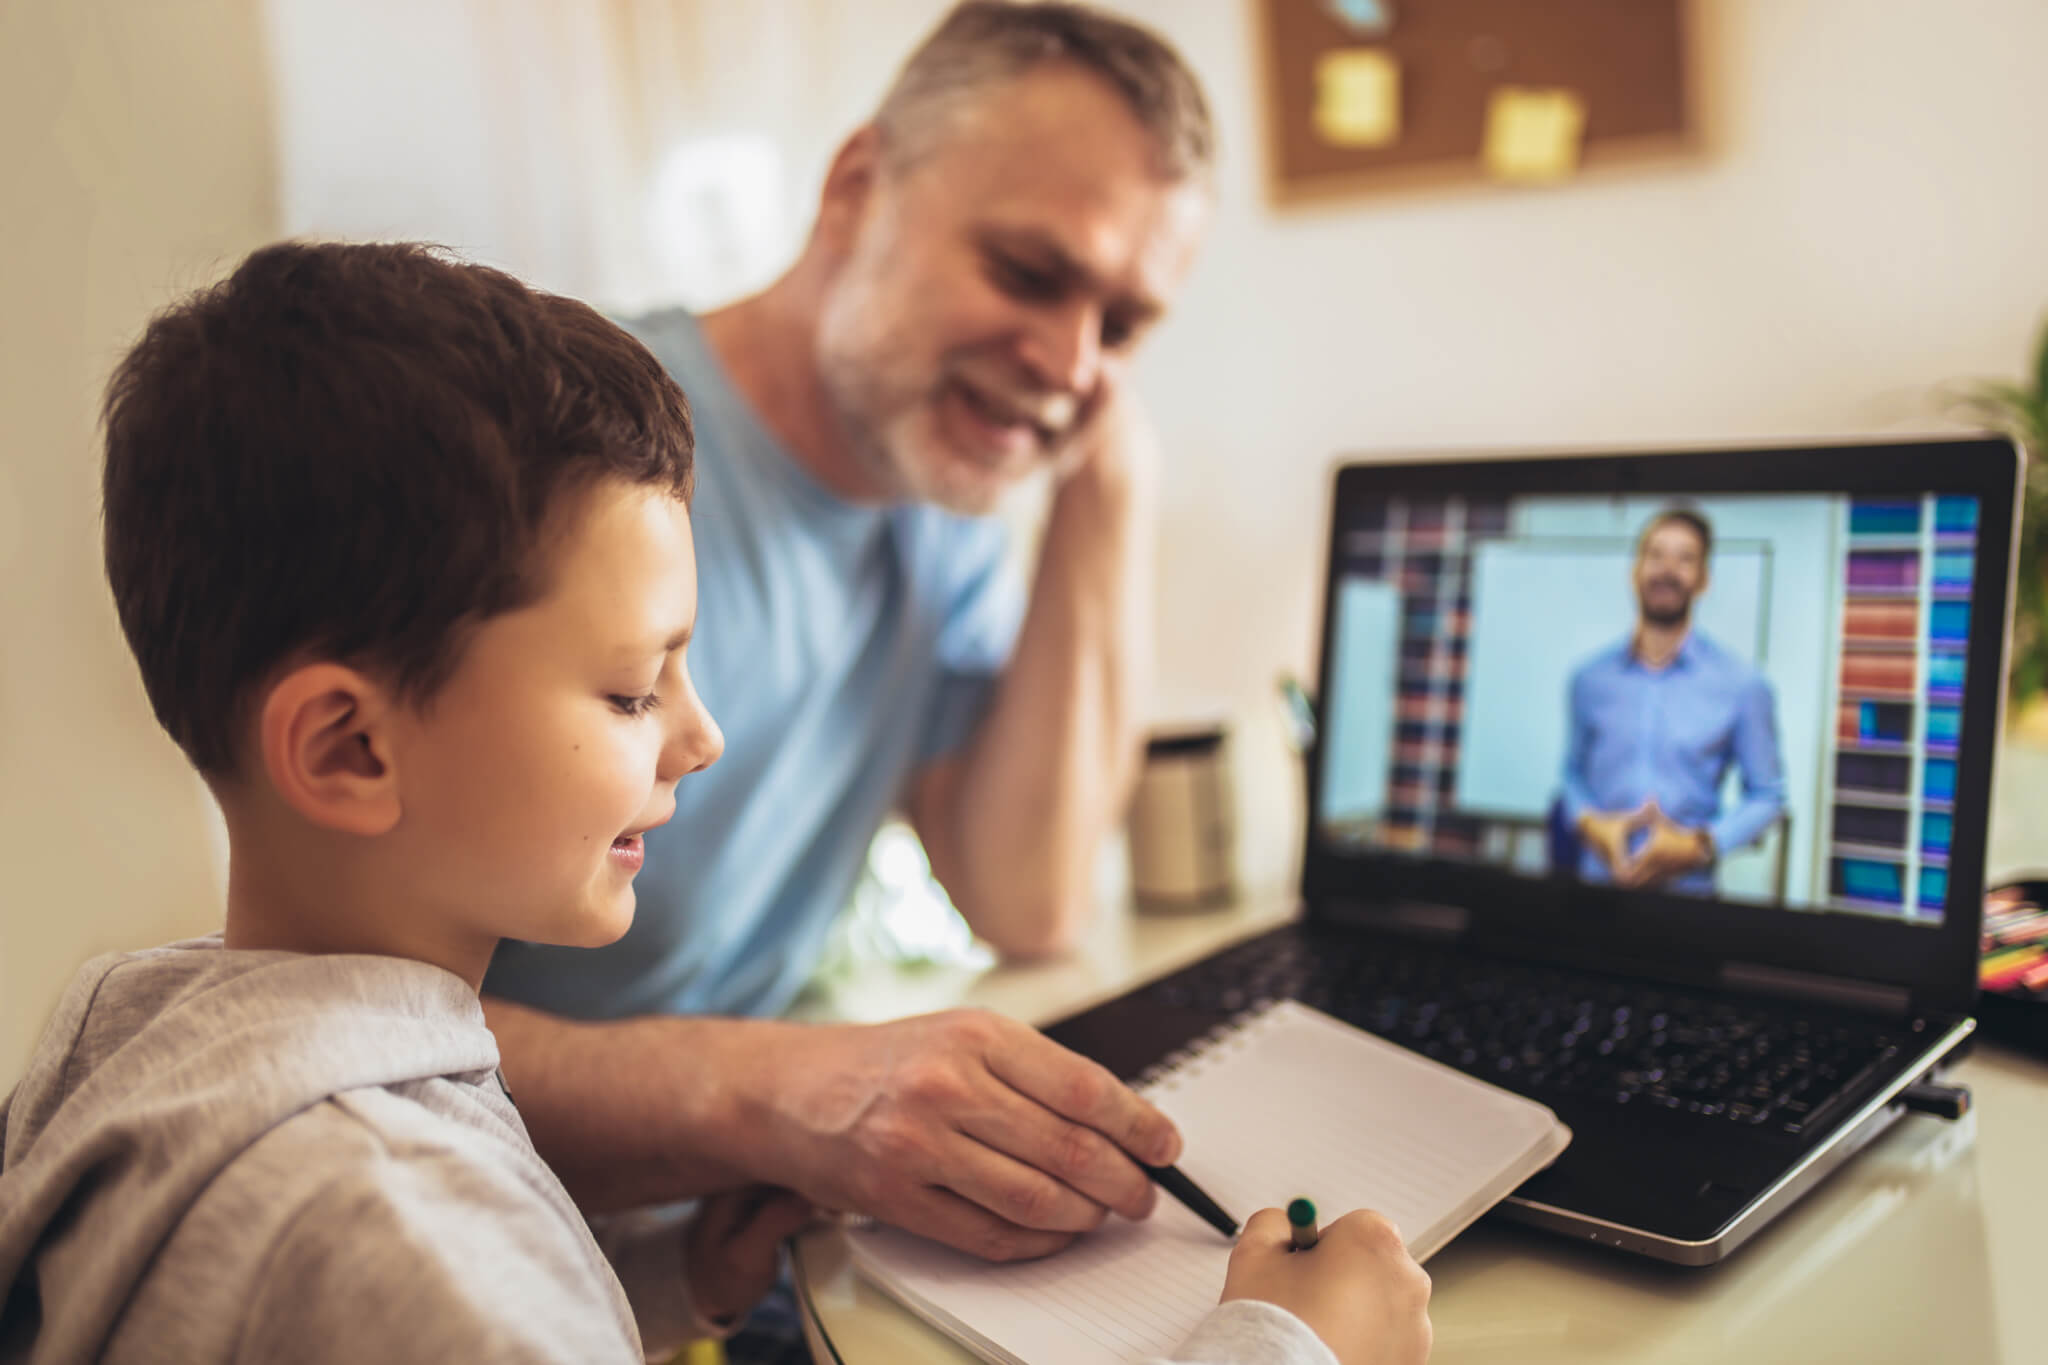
[1133, 997, 1285, 1093]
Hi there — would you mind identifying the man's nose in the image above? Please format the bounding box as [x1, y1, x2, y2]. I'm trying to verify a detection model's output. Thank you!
[1019, 298, 1103, 398]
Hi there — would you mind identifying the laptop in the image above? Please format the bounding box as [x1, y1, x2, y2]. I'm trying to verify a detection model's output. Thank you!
[1047, 435, 2020, 1265]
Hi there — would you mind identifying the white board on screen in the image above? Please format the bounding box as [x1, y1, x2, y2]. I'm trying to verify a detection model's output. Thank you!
[1455, 540, 1768, 823]
[1321, 577, 1402, 821]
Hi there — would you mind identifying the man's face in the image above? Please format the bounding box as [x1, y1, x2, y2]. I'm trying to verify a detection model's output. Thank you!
[813, 65, 1210, 514]
[1634, 520, 1709, 628]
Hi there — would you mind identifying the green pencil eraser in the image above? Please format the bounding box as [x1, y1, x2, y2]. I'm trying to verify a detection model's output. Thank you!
[1287, 1198, 1316, 1227]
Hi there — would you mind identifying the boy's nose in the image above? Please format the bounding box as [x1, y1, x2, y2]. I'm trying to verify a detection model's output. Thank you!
[689, 712, 725, 775]
[663, 689, 723, 778]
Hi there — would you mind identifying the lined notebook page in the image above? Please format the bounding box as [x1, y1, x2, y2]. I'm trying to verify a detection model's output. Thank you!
[848, 1000, 1570, 1365]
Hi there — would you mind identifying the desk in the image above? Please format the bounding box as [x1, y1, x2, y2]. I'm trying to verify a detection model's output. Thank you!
[788, 895, 2048, 1364]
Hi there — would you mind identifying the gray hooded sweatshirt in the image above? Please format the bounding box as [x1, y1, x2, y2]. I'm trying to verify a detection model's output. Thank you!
[0, 937, 1336, 1365]
[0, 937, 707, 1363]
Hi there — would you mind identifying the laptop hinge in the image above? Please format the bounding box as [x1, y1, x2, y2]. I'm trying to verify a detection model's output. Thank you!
[1718, 961, 1912, 1016]
[1324, 898, 1471, 940]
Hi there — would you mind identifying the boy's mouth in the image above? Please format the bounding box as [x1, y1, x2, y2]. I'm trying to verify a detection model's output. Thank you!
[608, 833, 645, 870]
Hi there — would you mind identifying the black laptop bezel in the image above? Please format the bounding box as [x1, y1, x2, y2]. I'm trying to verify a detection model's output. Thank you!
[1301, 436, 2020, 1018]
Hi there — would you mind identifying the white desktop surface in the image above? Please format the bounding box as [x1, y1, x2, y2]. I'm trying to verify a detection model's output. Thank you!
[787, 895, 2048, 1365]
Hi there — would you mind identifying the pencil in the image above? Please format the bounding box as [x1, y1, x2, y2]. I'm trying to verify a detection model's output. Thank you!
[1142, 1163, 1240, 1238]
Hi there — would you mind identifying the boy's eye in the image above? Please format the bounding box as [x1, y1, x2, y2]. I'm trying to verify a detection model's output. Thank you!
[608, 692, 662, 718]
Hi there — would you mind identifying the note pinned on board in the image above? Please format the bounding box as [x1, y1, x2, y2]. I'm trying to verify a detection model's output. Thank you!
[1313, 48, 1402, 149]
[1482, 86, 1588, 183]
[1324, 0, 1394, 36]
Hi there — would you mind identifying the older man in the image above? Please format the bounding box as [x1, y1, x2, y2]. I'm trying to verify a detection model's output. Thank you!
[486, 2, 1211, 1267]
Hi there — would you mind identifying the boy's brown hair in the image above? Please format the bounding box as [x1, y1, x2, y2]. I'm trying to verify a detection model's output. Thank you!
[102, 240, 694, 777]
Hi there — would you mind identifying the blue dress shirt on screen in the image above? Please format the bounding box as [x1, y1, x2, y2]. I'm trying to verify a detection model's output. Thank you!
[1559, 631, 1786, 894]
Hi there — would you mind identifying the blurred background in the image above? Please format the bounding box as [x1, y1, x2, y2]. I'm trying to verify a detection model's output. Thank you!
[7, 0, 2048, 1081]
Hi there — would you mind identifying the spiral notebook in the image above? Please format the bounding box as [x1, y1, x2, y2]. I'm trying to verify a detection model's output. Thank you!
[846, 999, 1571, 1365]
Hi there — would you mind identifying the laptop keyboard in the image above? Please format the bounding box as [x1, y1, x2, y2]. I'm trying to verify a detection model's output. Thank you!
[1148, 929, 1910, 1140]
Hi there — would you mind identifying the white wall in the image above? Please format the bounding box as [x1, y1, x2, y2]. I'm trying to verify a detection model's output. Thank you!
[0, 1, 278, 1081]
[1112, 0, 2048, 895]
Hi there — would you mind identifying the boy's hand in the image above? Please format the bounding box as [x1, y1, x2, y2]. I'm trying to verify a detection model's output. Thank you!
[1220, 1207, 1433, 1365]
[683, 1185, 814, 1331]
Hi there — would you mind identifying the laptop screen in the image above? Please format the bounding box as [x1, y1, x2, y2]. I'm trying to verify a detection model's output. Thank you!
[1314, 490, 1984, 927]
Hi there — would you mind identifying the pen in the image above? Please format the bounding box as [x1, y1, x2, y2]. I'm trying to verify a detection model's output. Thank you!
[1288, 1197, 1319, 1251]
[1143, 1163, 1240, 1239]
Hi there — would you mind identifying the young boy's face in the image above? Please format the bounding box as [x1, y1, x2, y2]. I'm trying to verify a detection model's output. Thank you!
[385, 479, 720, 950]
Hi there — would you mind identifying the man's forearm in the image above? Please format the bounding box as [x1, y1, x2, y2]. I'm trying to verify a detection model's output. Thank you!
[926, 428, 1156, 957]
[1560, 763, 1596, 826]
[490, 997, 1189, 1262]
[1715, 687, 1787, 854]
[482, 995, 787, 1212]
[1710, 792, 1785, 855]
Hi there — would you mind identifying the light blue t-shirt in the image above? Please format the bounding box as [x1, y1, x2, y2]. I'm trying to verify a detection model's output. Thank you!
[485, 310, 1024, 1019]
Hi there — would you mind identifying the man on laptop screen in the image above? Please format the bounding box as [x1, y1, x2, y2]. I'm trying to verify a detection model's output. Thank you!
[1318, 487, 1979, 919]
[1562, 505, 1787, 896]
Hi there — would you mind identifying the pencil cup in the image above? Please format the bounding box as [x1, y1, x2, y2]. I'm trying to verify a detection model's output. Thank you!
[1128, 720, 1236, 912]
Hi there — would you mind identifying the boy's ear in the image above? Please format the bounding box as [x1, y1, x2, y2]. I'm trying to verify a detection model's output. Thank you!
[257, 662, 402, 837]
[814, 125, 883, 258]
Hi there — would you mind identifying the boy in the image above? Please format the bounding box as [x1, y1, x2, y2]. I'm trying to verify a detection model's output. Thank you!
[0, 242, 1428, 1364]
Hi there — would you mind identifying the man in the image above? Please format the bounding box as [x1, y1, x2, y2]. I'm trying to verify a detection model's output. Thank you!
[1560, 507, 1787, 895]
[484, 0, 1212, 1276]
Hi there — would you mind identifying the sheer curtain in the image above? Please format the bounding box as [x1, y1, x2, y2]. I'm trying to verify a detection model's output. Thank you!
[262, 0, 949, 311]
[261, 0, 986, 971]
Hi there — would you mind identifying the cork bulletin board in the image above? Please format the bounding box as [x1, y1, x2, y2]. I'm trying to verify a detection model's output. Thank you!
[1256, 0, 1699, 204]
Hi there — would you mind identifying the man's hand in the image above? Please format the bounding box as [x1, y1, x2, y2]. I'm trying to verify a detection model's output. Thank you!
[1577, 803, 1650, 877]
[1616, 803, 1713, 889]
[733, 1009, 1181, 1261]
[1041, 371, 1153, 488]
[1220, 1207, 1432, 1365]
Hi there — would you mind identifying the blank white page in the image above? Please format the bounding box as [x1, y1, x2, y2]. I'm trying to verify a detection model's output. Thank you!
[848, 1000, 1571, 1365]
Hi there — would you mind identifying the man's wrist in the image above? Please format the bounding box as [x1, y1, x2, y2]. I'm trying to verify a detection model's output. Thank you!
[1052, 435, 1144, 532]
[681, 1017, 803, 1187]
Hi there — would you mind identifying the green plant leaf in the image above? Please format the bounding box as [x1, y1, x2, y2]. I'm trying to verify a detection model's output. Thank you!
[1957, 379, 2032, 414]
[2033, 314, 2048, 408]
[1937, 325, 2048, 714]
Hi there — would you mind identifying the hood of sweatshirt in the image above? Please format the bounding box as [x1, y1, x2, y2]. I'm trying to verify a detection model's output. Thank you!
[0, 936, 499, 1362]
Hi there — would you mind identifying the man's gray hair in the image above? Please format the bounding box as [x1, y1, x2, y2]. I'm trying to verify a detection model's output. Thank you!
[873, 1, 1213, 179]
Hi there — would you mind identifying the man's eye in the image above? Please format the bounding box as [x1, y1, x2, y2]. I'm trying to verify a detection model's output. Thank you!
[992, 257, 1059, 299]
[609, 693, 662, 718]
